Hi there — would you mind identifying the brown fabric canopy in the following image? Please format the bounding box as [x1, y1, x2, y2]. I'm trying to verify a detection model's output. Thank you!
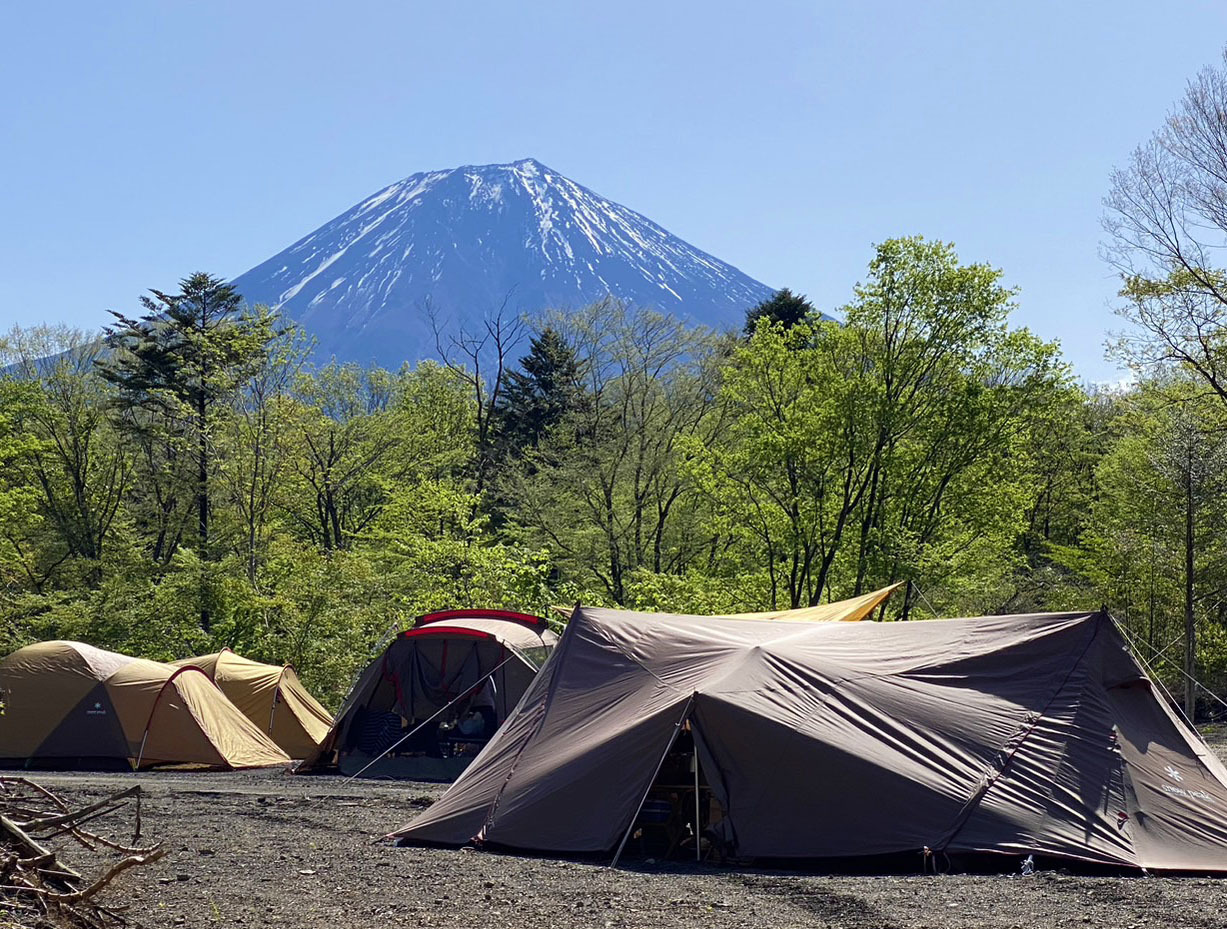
[392, 607, 1227, 871]
[171, 650, 332, 759]
[0, 641, 290, 770]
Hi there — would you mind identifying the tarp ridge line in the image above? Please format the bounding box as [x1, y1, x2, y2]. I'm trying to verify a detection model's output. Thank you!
[591, 605, 846, 695]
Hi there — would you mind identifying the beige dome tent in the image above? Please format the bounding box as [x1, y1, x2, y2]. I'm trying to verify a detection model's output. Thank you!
[394, 607, 1227, 872]
[0, 641, 290, 770]
[170, 650, 332, 759]
[300, 609, 558, 780]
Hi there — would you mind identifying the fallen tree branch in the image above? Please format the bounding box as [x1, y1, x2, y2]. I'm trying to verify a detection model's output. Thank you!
[18, 786, 140, 832]
[45, 847, 166, 903]
[0, 813, 82, 881]
[0, 779, 165, 927]
[3, 776, 71, 812]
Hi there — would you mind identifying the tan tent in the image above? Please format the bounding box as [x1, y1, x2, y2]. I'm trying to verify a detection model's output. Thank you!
[394, 607, 1227, 872]
[0, 641, 290, 770]
[299, 610, 557, 780]
[170, 650, 332, 759]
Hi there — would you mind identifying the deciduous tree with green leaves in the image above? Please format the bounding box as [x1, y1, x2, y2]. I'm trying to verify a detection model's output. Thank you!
[688, 237, 1067, 613]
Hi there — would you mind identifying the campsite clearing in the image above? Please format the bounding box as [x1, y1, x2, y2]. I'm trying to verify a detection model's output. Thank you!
[23, 754, 1227, 929]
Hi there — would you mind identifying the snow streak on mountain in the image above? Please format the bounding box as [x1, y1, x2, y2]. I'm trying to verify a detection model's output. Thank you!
[230, 159, 774, 368]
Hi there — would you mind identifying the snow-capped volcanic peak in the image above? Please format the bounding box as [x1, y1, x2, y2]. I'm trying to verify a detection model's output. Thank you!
[231, 158, 774, 368]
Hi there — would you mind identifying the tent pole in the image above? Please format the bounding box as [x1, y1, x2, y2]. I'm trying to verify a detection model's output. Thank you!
[268, 688, 279, 735]
[344, 654, 516, 782]
[610, 695, 694, 870]
[135, 729, 149, 770]
[693, 739, 701, 863]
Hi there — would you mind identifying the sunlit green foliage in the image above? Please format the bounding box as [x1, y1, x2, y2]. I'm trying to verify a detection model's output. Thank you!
[3, 246, 1227, 713]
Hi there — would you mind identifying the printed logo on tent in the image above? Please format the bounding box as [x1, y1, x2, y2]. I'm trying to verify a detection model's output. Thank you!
[86, 701, 107, 717]
[1158, 763, 1215, 804]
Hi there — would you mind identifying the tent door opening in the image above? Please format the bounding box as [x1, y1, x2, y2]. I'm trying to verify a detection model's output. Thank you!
[617, 710, 723, 865]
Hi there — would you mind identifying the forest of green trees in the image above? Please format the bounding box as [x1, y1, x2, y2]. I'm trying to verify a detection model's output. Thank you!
[0, 233, 1220, 714]
[7, 60, 1227, 717]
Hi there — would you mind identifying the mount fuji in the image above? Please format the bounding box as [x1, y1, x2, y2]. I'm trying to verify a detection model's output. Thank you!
[229, 159, 775, 368]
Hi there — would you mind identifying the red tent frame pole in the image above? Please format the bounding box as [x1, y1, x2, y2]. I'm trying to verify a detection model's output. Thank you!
[610, 695, 694, 870]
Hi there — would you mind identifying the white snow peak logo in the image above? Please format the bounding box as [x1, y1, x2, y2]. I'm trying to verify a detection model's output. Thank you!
[1164, 765, 1184, 783]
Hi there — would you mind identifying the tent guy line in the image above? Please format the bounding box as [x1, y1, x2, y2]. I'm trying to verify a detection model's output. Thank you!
[1115, 620, 1227, 719]
[345, 654, 516, 783]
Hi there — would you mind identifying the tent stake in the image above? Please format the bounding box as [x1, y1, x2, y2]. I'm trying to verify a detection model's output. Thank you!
[610, 695, 694, 870]
[345, 655, 517, 782]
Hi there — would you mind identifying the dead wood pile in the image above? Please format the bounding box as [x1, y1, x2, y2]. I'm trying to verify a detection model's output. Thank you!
[0, 777, 163, 928]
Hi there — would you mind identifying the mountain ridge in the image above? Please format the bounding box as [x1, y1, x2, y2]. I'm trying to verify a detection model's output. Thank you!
[230, 158, 775, 367]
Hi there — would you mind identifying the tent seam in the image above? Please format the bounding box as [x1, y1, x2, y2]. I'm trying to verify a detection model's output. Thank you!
[475, 611, 580, 842]
[934, 613, 1105, 853]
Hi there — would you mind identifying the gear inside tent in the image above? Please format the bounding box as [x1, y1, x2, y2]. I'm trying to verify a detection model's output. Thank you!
[0, 641, 290, 770]
[170, 649, 332, 759]
[298, 609, 557, 780]
[392, 607, 1227, 873]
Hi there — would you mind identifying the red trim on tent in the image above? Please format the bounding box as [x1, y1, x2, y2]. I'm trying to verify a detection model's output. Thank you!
[400, 627, 495, 641]
[380, 652, 406, 715]
[415, 609, 545, 628]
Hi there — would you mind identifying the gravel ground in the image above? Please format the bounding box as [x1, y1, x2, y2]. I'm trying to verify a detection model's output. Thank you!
[7, 727, 1227, 928]
[6, 762, 1222, 929]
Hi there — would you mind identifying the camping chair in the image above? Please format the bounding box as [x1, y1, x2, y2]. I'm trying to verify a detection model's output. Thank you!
[355, 710, 401, 756]
[635, 792, 684, 858]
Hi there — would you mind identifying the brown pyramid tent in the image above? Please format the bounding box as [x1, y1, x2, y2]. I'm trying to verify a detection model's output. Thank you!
[299, 610, 557, 779]
[170, 650, 332, 759]
[393, 607, 1227, 872]
[0, 641, 290, 770]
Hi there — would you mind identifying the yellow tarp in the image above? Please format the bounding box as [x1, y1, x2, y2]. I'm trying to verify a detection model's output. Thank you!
[551, 583, 903, 625]
[718, 583, 902, 622]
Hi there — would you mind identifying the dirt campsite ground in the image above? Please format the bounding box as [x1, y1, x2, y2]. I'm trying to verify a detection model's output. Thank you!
[15, 731, 1227, 929]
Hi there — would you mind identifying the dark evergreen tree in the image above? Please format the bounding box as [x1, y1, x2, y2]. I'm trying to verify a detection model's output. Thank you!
[97, 272, 276, 630]
[495, 327, 585, 453]
[744, 288, 818, 335]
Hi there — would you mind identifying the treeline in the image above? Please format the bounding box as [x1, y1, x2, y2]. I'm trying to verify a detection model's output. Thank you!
[2, 236, 1226, 713]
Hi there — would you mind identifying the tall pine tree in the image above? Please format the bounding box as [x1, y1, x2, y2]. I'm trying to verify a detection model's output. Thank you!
[496, 327, 585, 453]
[744, 288, 819, 335]
[98, 272, 276, 631]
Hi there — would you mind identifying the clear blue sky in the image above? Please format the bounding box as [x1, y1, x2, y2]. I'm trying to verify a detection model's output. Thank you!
[3, 1, 1226, 381]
